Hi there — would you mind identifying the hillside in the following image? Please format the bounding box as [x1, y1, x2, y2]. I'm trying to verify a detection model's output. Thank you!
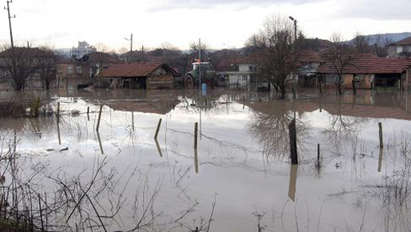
[349, 32, 411, 46]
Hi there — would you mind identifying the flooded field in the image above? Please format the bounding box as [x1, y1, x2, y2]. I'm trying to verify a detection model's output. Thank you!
[1, 88, 411, 232]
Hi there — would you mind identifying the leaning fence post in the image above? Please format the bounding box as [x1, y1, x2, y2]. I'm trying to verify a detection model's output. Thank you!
[378, 122, 383, 149]
[378, 148, 383, 173]
[56, 104, 61, 145]
[96, 105, 103, 132]
[154, 119, 162, 140]
[289, 119, 298, 165]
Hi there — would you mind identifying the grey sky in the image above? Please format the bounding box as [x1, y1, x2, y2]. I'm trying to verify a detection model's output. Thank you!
[0, 0, 409, 51]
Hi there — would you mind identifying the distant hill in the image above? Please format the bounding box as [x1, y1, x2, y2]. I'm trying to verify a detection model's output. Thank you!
[348, 32, 411, 47]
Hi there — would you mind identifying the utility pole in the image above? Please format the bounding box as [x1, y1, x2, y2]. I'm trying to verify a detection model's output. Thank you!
[124, 33, 133, 62]
[5, 0, 15, 48]
[130, 33, 133, 53]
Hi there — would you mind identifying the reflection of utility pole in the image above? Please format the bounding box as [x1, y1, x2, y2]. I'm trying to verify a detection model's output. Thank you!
[5, 0, 16, 48]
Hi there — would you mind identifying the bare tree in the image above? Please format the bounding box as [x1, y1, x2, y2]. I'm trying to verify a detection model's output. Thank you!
[0, 46, 42, 90]
[249, 101, 308, 160]
[353, 33, 372, 53]
[189, 40, 208, 62]
[372, 35, 392, 57]
[254, 16, 300, 99]
[37, 47, 57, 90]
[322, 33, 356, 95]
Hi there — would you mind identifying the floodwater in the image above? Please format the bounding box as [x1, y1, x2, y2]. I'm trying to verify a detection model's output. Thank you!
[1, 88, 411, 232]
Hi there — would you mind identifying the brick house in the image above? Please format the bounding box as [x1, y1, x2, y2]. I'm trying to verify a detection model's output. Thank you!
[100, 62, 178, 89]
[318, 54, 411, 89]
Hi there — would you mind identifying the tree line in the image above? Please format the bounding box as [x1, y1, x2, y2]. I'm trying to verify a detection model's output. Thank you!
[0, 46, 57, 91]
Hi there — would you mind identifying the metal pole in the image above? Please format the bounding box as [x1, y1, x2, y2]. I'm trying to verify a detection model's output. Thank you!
[294, 20, 297, 42]
[198, 38, 201, 91]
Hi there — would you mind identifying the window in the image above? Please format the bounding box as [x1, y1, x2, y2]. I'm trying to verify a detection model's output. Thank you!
[67, 65, 73, 74]
[242, 75, 247, 81]
[325, 75, 336, 84]
[76, 66, 82, 74]
[397, 46, 403, 54]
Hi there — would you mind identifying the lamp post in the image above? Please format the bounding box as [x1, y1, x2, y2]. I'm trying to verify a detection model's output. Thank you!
[289, 16, 298, 102]
[289, 16, 297, 42]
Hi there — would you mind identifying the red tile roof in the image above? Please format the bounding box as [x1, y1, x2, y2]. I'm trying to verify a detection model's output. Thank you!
[391, 37, 411, 46]
[298, 50, 323, 63]
[87, 52, 122, 64]
[318, 53, 411, 74]
[100, 62, 164, 78]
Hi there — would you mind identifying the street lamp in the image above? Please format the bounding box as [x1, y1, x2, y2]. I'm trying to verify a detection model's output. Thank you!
[289, 16, 297, 42]
[288, 16, 298, 101]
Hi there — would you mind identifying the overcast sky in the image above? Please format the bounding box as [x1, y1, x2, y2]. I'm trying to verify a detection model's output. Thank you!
[0, 0, 410, 51]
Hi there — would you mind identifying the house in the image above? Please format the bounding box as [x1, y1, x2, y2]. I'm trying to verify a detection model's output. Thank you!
[99, 62, 178, 89]
[318, 53, 411, 89]
[297, 50, 324, 87]
[216, 56, 257, 89]
[388, 37, 411, 58]
[57, 52, 122, 89]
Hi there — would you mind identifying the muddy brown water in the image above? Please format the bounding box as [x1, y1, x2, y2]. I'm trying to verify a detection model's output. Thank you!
[1, 88, 411, 232]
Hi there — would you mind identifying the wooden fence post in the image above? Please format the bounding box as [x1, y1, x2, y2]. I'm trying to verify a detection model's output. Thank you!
[317, 144, 320, 165]
[379, 122, 383, 149]
[56, 103, 61, 145]
[154, 119, 162, 140]
[289, 119, 298, 165]
[194, 122, 198, 150]
[57, 102, 60, 121]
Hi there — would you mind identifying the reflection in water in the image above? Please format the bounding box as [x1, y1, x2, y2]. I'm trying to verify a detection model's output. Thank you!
[378, 148, 383, 172]
[131, 111, 135, 131]
[324, 101, 368, 152]
[194, 149, 199, 174]
[155, 138, 163, 157]
[96, 130, 104, 155]
[3, 89, 411, 232]
[288, 165, 298, 202]
[249, 101, 307, 160]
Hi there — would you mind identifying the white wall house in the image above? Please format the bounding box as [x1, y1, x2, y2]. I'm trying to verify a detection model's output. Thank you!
[388, 37, 411, 58]
[218, 63, 257, 88]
